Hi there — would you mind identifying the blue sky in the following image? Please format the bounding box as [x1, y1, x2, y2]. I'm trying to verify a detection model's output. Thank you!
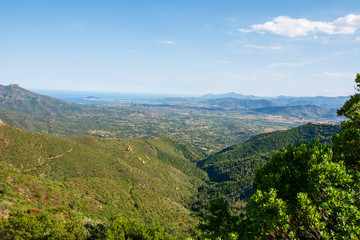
[0, 0, 359, 96]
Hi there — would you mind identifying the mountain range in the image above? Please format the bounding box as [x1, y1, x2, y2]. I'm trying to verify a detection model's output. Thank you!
[0, 84, 344, 154]
[201, 91, 349, 109]
[0, 83, 346, 238]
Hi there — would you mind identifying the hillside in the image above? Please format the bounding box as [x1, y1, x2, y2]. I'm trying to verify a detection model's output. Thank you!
[0, 83, 88, 115]
[251, 105, 338, 120]
[0, 84, 344, 154]
[0, 117, 343, 237]
[195, 122, 341, 207]
[0, 84, 108, 136]
[0, 124, 207, 238]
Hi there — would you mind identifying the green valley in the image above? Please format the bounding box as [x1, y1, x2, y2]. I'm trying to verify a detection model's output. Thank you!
[2, 1, 359, 238]
[0, 84, 343, 154]
[196, 122, 341, 210]
[0, 83, 354, 239]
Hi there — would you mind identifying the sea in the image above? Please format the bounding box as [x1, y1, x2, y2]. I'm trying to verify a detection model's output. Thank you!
[32, 90, 186, 104]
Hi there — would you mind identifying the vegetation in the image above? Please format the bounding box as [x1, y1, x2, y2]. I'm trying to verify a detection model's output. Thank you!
[198, 198, 239, 240]
[0, 208, 87, 240]
[198, 74, 360, 239]
[0, 125, 207, 238]
[195, 122, 340, 211]
[0, 208, 175, 240]
[0, 76, 355, 239]
[0, 84, 343, 154]
[106, 215, 174, 240]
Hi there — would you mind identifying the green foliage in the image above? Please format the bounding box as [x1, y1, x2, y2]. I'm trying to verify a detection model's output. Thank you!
[253, 142, 332, 203]
[198, 198, 239, 240]
[243, 189, 290, 239]
[196, 123, 340, 207]
[198, 74, 360, 239]
[337, 73, 360, 121]
[106, 215, 174, 240]
[0, 208, 179, 239]
[333, 73, 360, 170]
[0, 124, 207, 238]
[85, 221, 107, 240]
[0, 79, 353, 239]
[0, 209, 87, 240]
[235, 74, 360, 239]
[244, 142, 360, 239]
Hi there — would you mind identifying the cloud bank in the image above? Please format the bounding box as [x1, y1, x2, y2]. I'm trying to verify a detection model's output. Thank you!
[239, 14, 360, 37]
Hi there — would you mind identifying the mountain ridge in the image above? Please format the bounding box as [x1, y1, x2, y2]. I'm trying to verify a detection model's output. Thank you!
[195, 122, 341, 205]
[0, 83, 343, 154]
[200, 91, 349, 108]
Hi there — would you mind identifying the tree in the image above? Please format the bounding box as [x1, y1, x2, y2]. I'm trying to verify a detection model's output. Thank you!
[105, 215, 173, 240]
[198, 198, 239, 239]
[332, 73, 360, 170]
[242, 142, 360, 239]
[198, 74, 360, 239]
[0, 209, 86, 240]
[236, 74, 360, 239]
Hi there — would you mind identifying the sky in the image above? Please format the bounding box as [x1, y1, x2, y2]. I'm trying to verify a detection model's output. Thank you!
[0, 0, 359, 97]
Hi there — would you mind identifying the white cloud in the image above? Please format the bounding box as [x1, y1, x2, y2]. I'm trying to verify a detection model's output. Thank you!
[245, 44, 281, 50]
[318, 72, 355, 78]
[238, 28, 252, 33]
[356, 36, 360, 41]
[239, 14, 360, 37]
[157, 39, 177, 45]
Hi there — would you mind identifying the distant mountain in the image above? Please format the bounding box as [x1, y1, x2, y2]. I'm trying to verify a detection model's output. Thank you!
[0, 84, 348, 237]
[0, 84, 343, 154]
[0, 83, 87, 115]
[206, 98, 275, 109]
[201, 92, 261, 100]
[251, 105, 339, 120]
[196, 123, 341, 204]
[200, 92, 349, 109]
[0, 123, 207, 238]
[0, 84, 113, 137]
[272, 95, 349, 109]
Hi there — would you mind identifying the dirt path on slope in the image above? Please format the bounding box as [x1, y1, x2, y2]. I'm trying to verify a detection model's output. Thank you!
[47, 147, 75, 160]
[129, 184, 139, 210]
[23, 146, 76, 172]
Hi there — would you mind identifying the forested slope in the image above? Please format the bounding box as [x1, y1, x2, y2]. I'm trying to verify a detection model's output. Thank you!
[0, 123, 207, 238]
[198, 74, 360, 240]
[196, 123, 340, 205]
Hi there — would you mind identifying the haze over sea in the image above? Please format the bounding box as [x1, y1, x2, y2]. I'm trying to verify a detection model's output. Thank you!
[33, 89, 186, 104]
